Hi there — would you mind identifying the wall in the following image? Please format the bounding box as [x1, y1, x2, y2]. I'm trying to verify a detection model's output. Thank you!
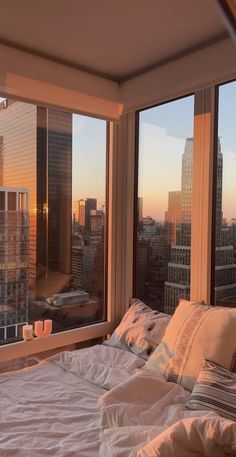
[120, 38, 236, 113]
[0, 43, 121, 121]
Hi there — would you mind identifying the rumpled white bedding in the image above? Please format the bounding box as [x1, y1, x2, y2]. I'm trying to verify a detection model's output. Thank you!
[98, 368, 236, 457]
[0, 344, 235, 457]
[135, 416, 236, 457]
[0, 345, 144, 456]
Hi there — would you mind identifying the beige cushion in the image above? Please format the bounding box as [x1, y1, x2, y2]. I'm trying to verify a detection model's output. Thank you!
[146, 300, 236, 392]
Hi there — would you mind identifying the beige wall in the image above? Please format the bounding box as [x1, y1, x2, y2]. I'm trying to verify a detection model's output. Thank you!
[0, 44, 121, 121]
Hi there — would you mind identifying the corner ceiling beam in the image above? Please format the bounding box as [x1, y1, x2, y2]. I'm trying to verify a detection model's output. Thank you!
[216, 0, 236, 44]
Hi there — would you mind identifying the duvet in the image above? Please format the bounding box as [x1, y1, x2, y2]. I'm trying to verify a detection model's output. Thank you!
[0, 344, 235, 456]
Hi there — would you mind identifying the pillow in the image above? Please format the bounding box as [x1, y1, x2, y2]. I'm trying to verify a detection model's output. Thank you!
[104, 298, 171, 360]
[146, 299, 236, 391]
[187, 360, 236, 421]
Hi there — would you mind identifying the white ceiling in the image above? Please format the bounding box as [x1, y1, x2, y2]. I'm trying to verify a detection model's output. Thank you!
[0, 0, 227, 81]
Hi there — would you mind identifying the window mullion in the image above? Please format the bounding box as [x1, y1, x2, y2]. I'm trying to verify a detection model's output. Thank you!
[108, 113, 136, 325]
[191, 87, 216, 303]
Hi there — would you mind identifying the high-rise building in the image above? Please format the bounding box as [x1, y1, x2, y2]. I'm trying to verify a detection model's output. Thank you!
[0, 99, 72, 338]
[78, 198, 97, 231]
[85, 198, 97, 231]
[38, 107, 72, 278]
[164, 138, 193, 313]
[79, 199, 86, 227]
[136, 239, 148, 298]
[72, 200, 80, 223]
[71, 246, 83, 290]
[165, 191, 181, 245]
[90, 209, 104, 232]
[164, 137, 236, 314]
[138, 197, 143, 224]
[0, 187, 29, 343]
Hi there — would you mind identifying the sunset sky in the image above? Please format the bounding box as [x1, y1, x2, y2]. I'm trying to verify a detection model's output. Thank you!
[0, 80, 235, 221]
[139, 81, 236, 221]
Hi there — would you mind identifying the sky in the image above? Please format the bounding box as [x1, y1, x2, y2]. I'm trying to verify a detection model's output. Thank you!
[139, 81, 236, 221]
[1, 80, 235, 220]
[139, 95, 194, 220]
[72, 114, 106, 209]
[0, 97, 107, 209]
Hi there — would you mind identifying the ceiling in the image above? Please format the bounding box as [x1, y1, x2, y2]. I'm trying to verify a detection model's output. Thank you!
[0, 0, 228, 82]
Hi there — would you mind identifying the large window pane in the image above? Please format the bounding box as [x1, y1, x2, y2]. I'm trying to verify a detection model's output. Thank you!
[0, 98, 107, 345]
[135, 95, 194, 314]
[213, 81, 236, 306]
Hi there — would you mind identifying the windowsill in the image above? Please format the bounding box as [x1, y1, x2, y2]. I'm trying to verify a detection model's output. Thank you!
[0, 321, 114, 363]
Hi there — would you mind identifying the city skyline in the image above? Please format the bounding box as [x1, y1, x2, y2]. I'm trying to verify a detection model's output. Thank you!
[139, 82, 236, 221]
[1, 82, 235, 220]
[0, 97, 106, 210]
[0, 99, 106, 344]
[136, 135, 236, 313]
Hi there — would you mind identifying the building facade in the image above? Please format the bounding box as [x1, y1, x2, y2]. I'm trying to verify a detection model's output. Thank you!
[0, 188, 29, 343]
[164, 137, 236, 314]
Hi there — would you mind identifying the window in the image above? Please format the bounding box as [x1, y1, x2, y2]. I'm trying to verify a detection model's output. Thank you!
[134, 95, 194, 314]
[0, 98, 107, 345]
[213, 81, 236, 307]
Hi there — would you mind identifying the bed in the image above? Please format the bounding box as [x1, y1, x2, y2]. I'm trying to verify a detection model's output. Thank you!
[0, 299, 236, 457]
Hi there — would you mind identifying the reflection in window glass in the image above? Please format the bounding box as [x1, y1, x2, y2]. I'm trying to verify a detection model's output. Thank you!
[8, 192, 16, 211]
[214, 81, 236, 307]
[135, 95, 194, 314]
[0, 98, 107, 345]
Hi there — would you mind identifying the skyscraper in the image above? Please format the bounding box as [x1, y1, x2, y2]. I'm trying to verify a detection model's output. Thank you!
[165, 191, 181, 245]
[164, 137, 236, 314]
[90, 209, 104, 232]
[164, 138, 193, 314]
[85, 198, 97, 231]
[0, 187, 29, 343]
[78, 199, 86, 227]
[0, 99, 72, 340]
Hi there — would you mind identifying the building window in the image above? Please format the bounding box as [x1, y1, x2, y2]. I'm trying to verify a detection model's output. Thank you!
[0, 98, 107, 345]
[134, 95, 194, 314]
[212, 81, 236, 306]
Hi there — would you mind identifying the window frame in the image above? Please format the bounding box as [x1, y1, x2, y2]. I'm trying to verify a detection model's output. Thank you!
[0, 99, 114, 360]
[133, 93, 195, 309]
[132, 82, 235, 309]
[210, 79, 236, 306]
[0, 76, 235, 362]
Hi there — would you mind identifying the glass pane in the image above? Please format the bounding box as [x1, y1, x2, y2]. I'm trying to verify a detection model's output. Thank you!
[135, 95, 194, 314]
[0, 191, 5, 210]
[0, 98, 107, 345]
[213, 81, 236, 307]
[8, 192, 16, 211]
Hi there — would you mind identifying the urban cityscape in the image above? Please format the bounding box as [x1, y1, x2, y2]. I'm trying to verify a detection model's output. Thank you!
[136, 137, 236, 314]
[0, 98, 106, 344]
[0, 89, 235, 345]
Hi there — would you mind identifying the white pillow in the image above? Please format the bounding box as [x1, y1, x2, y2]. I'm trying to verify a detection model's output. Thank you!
[104, 299, 171, 360]
[146, 299, 236, 391]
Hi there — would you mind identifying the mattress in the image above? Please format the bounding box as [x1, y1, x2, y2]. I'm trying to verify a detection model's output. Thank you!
[0, 344, 235, 457]
[0, 344, 145, 456]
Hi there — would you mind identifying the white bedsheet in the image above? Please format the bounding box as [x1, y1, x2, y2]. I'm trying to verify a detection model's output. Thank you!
[0, 345, 144, 456]
[1, 344, 235, 457]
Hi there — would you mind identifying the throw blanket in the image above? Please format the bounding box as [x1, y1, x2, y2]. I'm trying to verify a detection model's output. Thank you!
[98, 368, 236, 457]
[135, 416, 236, 457]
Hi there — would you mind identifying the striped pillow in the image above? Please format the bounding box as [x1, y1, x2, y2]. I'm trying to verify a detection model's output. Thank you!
[187, 360, 236, 421]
